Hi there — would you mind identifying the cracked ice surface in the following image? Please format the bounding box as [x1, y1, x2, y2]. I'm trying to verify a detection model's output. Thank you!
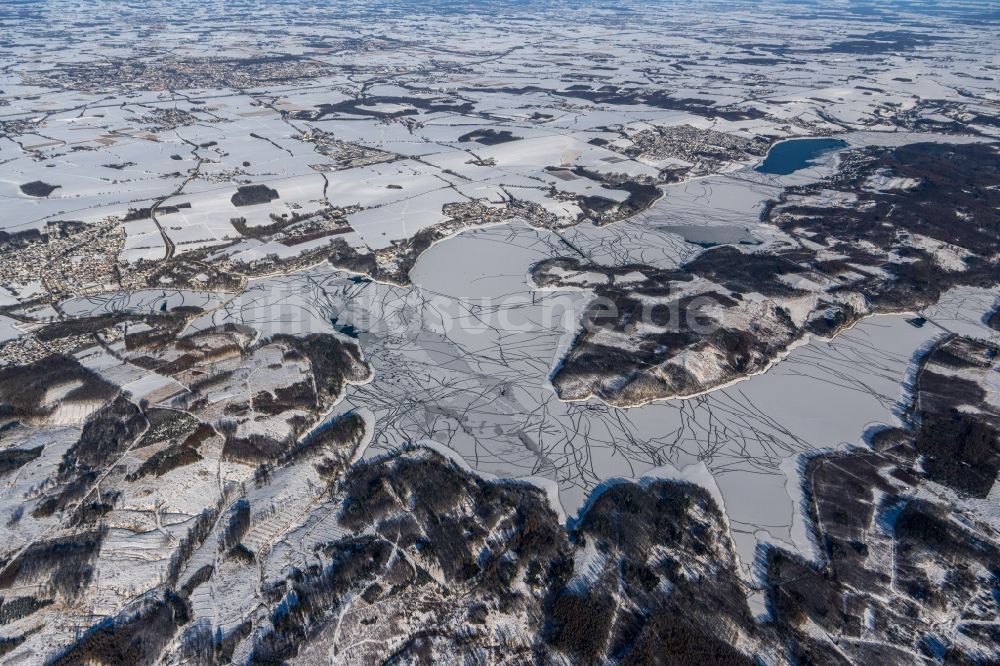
[180, 203, 999, 570]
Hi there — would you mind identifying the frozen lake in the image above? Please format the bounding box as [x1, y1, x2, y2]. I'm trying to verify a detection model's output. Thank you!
[184, 220, 991, 573]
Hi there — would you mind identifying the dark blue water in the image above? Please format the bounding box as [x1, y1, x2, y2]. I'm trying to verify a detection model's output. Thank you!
[755, 138, 849, 175]
[330, 317, 360, 339]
